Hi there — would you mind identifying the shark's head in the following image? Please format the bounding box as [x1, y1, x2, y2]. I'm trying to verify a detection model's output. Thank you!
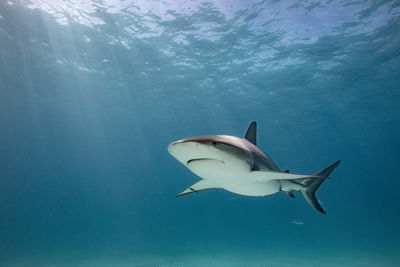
[167, 135, 253, 169]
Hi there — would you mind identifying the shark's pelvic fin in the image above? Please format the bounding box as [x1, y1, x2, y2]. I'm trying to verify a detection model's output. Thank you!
[176, 179, 218, 197]
[287, 191, 295, 198]
[253, 170, 323, 182]
[244, 121, 257, 146]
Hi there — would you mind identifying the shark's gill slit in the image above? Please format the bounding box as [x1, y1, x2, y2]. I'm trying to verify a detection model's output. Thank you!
[187, 158, 225, 165]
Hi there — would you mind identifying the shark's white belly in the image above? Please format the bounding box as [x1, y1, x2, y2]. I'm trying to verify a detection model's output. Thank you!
[187, 158, 280, 197]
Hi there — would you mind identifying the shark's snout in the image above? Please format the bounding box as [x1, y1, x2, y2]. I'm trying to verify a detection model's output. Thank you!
[167, 142, 177, 155]
[168, 138, 222, 167]
[167, 139, 197, 159]
[167, 139, 189, 154]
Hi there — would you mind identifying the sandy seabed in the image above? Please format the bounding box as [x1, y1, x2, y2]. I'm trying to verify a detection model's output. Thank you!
[4, 251, 399, 267]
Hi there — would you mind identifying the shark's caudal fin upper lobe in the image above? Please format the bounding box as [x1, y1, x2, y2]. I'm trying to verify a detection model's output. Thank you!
[300, 160, 341, 214]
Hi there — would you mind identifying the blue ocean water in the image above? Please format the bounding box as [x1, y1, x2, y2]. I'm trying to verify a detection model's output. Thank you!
[0, 0, 399, 266]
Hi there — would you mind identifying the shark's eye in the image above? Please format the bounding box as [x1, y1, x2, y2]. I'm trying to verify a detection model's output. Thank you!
[211, 141, 217, 147]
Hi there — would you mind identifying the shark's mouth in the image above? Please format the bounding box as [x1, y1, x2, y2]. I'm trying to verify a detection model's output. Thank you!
[187, 158, 225, 165]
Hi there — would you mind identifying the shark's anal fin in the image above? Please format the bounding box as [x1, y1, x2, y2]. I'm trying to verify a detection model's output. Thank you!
[244, 121, 257, 146]
[279, 188, 295, 198]
[176, 179, 218, 197]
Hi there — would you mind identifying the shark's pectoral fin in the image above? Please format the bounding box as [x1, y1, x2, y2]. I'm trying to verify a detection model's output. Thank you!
[176, 179, 218, 197]
[252, 170, 324, 182]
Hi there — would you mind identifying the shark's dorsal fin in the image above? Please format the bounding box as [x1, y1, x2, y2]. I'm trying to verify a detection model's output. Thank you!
[244, 121, 257, 146]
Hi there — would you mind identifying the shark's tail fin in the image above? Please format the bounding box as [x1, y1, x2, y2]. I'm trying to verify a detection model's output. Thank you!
[300, 160, 340, 214]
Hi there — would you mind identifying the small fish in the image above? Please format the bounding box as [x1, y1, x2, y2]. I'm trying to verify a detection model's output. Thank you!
[291, 220, 305, 225]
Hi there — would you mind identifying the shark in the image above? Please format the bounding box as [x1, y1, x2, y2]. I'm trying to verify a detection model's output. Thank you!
[167, 121, 340, 214]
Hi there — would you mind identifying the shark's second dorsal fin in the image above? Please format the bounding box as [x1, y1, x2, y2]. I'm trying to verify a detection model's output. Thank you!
[244, 121, 257, 146]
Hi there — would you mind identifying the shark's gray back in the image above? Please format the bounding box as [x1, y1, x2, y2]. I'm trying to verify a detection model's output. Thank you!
[178, 134, 280, 172]
[242, 138, 280, 172]
[209, 135, 280, 172]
